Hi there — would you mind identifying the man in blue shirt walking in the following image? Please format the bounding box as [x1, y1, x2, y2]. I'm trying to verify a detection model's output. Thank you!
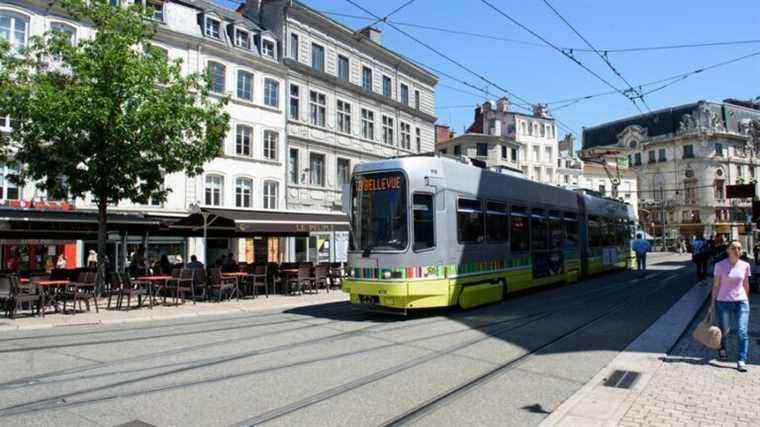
[632, 233, 651, 271]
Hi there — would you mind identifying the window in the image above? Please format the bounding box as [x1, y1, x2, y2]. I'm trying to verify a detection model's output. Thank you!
[511, 206, 529, 252]
[455, 145, 462, 156]
[511, 148, 518, 162]
[290, 33, 299, 59]
[382, 116, 394, 145]
[338, 55, 349, 81]
[289, 148, 299, 183]
[236, 70, 253, 101]
[337, 158, 351, 186]
[309, 153, 325, 186]
[263, 130, 278, 160]
[262, 39, 275, 58]
[683, 144, 694, 159]
[361, 109, 375, 140]
[501, 145, 507, 159]
[235, 124, 252, 156]
[715, 143, 724, 157]
[414, 90, 420, 110]
[50, 22, 76, 46]
[648, 150, 656, 164]
[205, 17, 221, 39]
[413, 193, 435, 251]
[634, 152, 642, 165]
[416, 128, 421, 152]
[264, 78, 279, 107]
[309, 91, 326, 127]
[457, 198, 483, 243]
[488, 119, 496, 135]
[362, 66, 372, 91]
[0, 163, 19, 200]
[540, 124, 546, 137]
[204, 175, 223, 206]
[658, 148, 666, 162]
[311, 43, 324, 71]
[337, 100, 351, 134]
[520, 121, 527, 135]
[528, 122, 534, 136]
[207, 61, 225, 94]
[350, 171, 408, 252]
[400, 84, 409, 105]
[476, 143, 488, 157]
[531, 209, 547, 251]
[486, 201, 508, 242]
[382, 75, 391, 97]
[544, 147, 552, 163]
[599, 184, 606, 195]
[235, 177, 253, 208]
[439, 148, 448, 155]
[684, 178, 697, 204]
[532, 146, 540, 162]
[400, 122, 411, 149]
[263, 181, 278, 209]
[145, 0, 163, 21]
[714, 178, 725, 200]
[235, 29, 250, 49]
[289, 84, 299, 120]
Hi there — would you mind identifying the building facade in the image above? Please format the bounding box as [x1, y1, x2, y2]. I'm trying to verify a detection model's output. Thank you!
[435, 133, 521, 171]
[0, 0, 288, 266]
[583, 99, 760, 244]
[458, 98, 558, 184]
[556, 158, 639, 215]
[250, 0, 438, 261]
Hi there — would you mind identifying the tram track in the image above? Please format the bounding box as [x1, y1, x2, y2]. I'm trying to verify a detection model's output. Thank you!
[0, 259, 691, 420]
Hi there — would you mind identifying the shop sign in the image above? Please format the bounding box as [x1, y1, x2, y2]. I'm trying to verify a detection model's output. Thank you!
[0, 200, 73, 210]
[295, 223, 336, 232]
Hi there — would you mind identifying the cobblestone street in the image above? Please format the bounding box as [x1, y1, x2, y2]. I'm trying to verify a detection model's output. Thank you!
[620, 290, 760, 426]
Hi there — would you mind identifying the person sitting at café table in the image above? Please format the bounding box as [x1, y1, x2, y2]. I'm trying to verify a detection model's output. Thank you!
[222, 252, 238, 272]
[187, 255, 204, 270]
[160, 254, 173, 275]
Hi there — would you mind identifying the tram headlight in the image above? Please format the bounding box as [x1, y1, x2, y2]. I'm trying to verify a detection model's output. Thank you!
[382, 271, 392, 279]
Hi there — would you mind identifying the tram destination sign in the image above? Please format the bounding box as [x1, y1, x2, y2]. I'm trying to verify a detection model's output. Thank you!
[354, 174, 402, 193]
[726, 184, 755, 199]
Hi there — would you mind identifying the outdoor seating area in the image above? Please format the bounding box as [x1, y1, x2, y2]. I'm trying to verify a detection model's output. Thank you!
[0, 262, 348, 319]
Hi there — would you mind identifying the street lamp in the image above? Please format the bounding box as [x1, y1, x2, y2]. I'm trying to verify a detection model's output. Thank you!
[189, 202, 209, 266]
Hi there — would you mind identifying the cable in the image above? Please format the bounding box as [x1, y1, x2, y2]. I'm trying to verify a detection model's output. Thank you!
[479, 0, 643, 114]
[363, 0, 418, 28]
[540, 0, 650, 111]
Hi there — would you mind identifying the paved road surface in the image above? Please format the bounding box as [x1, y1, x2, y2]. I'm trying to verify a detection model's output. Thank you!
[0, 253, 695, 426]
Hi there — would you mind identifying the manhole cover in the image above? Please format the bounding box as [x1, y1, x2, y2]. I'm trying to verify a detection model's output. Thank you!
[115, 421, 155, 427]
[603, 370, 640, 389]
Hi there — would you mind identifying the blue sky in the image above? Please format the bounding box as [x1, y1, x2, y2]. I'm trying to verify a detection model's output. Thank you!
[225, 0, 760, 142]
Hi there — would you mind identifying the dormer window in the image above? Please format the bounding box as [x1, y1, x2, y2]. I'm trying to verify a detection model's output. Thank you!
[205, 17, 221, 39]
[235, 29, 250, 49]
[262, 39, 275, 59]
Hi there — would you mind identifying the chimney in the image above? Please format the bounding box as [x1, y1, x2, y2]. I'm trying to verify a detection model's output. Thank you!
[435, 125, 454, 144]
[496, 97, 509, 112]
[483, 101, 492, 112]
[359, 27, 382, 44]
[239, 0, 262, 21]
[532, 103, 548, 118]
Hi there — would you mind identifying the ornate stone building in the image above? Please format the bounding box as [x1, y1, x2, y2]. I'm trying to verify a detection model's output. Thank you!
[583, 99, 760, 243]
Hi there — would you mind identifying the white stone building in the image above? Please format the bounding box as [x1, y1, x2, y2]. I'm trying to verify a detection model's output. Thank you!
[459, 99, 558, 185]
[246, 0, 438, 262]
[0, 0, 289, 266]
[556, 158, 639, 215]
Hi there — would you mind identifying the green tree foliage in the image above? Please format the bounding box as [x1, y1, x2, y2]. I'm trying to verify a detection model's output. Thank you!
[0, 0, 229, 290]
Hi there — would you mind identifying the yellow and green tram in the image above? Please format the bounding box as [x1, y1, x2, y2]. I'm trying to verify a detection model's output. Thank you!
[342, 154, 636, 312]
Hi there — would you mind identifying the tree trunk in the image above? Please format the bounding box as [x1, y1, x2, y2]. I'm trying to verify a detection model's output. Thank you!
[96, 197, 108, 296]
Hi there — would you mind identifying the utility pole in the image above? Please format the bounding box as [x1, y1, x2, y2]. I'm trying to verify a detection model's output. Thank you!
[660, 186, 666, 250]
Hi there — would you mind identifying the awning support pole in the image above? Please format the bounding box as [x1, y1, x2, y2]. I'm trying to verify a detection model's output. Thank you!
[121, 232, 128, 273]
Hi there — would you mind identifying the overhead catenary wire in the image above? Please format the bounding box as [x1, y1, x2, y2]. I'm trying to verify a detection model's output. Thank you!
[540, 0, 650, 112]
[362, 0, 418, 28]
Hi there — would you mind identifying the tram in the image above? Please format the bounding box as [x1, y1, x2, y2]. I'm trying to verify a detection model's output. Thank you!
[342, 154, 636, 312]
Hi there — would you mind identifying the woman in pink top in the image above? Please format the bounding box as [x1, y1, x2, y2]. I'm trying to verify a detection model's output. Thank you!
[712, 240, 750, 371]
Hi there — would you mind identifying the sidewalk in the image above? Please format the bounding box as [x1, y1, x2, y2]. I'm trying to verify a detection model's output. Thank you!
[543, 278, 760, 426]
[0, 292, 349, 331]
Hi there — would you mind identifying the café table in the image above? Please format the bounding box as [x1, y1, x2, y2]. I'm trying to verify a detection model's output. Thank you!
[221, 272, 249, 298]
[32, 280, 71, 315]
[135, 275, 173, 306]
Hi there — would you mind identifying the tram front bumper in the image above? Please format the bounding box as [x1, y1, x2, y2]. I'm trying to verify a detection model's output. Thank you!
[342, 279, 452, 309]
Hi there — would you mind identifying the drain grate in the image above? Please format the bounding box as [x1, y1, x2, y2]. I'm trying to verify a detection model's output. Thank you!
[603, 370, 641, 389]
[115, 421, 156, 427]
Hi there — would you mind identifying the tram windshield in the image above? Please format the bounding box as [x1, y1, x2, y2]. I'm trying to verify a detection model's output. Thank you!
[350, 171, 408, 252]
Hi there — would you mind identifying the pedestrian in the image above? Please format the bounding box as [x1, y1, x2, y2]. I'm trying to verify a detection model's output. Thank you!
[754, 242, 760, 265]
[692, 235, 709, 282]
[712, 240, 751, 372]
[632, 233, 650, 271]
[56, 254, 67, 269]
[187, 255, 204, 270]
[87, 249, 98, 268]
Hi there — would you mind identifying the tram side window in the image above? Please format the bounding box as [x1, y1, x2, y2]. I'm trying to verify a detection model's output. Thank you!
[457, 198, 484, 243]
[413, 193, 435, 251]
[564, 212, 579, 251]
[603, 218, 616, 246]
[486, 201, 508, 242]
[531, 209, 548, 251]
[548, 210, 563, 251]
[588, 217, 602, 247]
[510, 206, 529, 252]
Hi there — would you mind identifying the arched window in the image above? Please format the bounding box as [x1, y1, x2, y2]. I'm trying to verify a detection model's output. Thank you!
[263, 180, 278, 209]
[235, 177, 252, 208]
[0, 12, 29, 51]
[204, 174, 224, 206]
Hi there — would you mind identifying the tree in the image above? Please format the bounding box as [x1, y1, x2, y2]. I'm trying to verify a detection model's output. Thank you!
[0, 0, 229, 292]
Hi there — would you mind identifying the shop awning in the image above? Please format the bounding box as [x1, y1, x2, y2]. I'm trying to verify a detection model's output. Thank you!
[166, 208, 350, 237]
[0, 208, 164, 239]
